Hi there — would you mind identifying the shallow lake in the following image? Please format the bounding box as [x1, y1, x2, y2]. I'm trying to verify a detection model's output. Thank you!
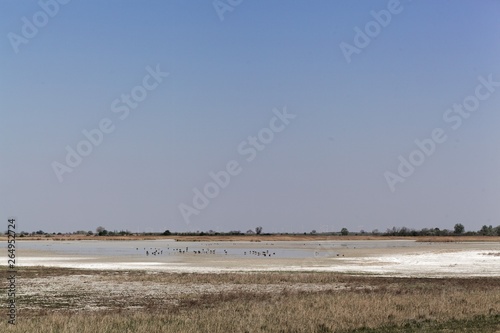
[17, 239, 422, 260]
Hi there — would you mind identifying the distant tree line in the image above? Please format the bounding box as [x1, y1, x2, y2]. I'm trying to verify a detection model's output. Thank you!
[161, 226, 265, 237]
[378, 223, 500, 237]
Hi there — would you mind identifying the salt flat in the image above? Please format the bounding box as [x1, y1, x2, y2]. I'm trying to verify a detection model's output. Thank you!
[10, 240, 500, 277]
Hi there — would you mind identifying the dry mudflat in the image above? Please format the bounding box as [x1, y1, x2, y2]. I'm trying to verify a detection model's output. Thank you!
[1, 267, 500, 333]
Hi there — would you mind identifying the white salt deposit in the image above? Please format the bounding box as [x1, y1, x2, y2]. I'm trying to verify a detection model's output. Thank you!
[12, 250, 500, 277]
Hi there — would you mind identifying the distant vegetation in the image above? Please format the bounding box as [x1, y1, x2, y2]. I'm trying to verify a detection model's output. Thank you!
[5, 223, 500, 237]
[379, 223, 500, 237]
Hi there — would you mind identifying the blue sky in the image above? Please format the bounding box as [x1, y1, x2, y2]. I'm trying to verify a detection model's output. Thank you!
[1, 0, 500, 233]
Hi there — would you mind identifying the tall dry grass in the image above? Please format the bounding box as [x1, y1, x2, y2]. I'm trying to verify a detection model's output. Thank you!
[2, 287, 499, 332]
[1, 268, 499, 332]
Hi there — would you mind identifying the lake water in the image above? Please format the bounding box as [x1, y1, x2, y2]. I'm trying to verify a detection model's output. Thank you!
[17, 239, 422, 259]
[12, 239, 500, 276]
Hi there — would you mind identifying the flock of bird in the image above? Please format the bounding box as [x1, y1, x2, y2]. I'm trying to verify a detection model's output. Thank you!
[135, 243, 344, 258]
[136, 246, 277, 257]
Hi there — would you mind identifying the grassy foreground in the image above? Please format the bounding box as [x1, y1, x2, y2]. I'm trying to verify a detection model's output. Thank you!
[1, 268, 499, 332]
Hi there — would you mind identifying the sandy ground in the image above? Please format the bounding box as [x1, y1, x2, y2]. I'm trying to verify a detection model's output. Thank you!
[9, 240, 500, 277]
[17, 273, 355, 312]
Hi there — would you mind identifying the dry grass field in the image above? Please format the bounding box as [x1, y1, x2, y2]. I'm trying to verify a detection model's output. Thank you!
[1, 267, 500, 332]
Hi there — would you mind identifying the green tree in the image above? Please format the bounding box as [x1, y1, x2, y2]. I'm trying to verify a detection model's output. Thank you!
[479, 225, 493, 236]
[454, 223, 465, 235]
[340, 228, 349, 236]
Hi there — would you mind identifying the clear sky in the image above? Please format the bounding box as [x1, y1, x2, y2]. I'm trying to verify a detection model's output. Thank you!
[1, 0, 500, 234]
